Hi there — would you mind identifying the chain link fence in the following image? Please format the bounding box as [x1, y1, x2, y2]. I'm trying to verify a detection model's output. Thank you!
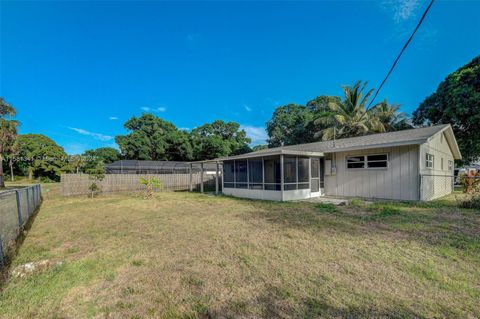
[0, 184, 42, 267]
[420, 174, 455, 201]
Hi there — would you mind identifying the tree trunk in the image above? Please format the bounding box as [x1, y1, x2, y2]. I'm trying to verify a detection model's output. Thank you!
[28, 166, 33, 180]
[0, 155, 5, 188]
[76, 166, 79, 174]
[9, 158, 14, 182]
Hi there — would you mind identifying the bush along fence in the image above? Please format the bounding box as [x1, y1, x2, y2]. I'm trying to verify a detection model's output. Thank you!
[61, 173, 221, 196]
[0, 184, 42, 268]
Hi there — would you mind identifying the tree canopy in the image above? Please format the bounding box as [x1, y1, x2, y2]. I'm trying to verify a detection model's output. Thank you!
[16, 134, 68, 181]
[115, 115, 250, 161]
[0, 98, 19, 187]
[115, 114, 193, 161]
[266, 104, 316, 147]
[190, 120, 251, 160]
[413, 56, 480, 165]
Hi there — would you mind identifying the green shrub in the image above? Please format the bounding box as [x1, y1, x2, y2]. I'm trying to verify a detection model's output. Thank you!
[139, 177, 163, 199]
[316, 203, 338, 213]
[460, 195, 480, 209]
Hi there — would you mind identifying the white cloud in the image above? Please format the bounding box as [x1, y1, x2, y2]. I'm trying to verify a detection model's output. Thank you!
[244, 105, 252, 112]
[68, 127, 113, 141]
[381, 0, 420, 23]
[140, 106, 166, 113]
[241, 125, 268, 146]
[109, 116, 118, 120]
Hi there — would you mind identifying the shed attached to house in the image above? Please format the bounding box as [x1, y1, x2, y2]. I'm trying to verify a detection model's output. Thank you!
[216, 124, 461, 201]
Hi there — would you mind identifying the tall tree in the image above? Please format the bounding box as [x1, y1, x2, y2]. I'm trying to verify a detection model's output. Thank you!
[266, 104, 316, 147]
[413, 56, 480, 165]
[84, 147, 121, 164]
[83, 147, 121, 171]
[8, 139, 22, 181]
[0, 98, 19, 188]
[314, 81, 385, 140]
[16, 134, 68, 181]
[115, 114, 192, 161]
[266, 96, 341, 147]
[190, 120, 251, 160]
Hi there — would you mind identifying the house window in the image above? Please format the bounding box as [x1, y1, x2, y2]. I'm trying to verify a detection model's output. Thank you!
[441, 158, 444, 170]
[347, 156, 365, 169]
[426, 153, 434, 168]
[366, 154, 388, 168]
[448, 160, 453, 172]
[346, 154, 388, 169]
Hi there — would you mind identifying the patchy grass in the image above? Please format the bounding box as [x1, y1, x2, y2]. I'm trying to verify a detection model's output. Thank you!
[0, 188, 479, 318]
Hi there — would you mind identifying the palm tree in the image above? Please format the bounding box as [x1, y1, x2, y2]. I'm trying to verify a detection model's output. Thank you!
[371, 100, 413, 132]
[0, 98, 19, 188]
[314, 81, 384, 140]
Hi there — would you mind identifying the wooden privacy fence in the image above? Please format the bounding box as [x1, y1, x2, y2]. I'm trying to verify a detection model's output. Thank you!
[61, 173, 220, 196]
[0, 184, 42, 267]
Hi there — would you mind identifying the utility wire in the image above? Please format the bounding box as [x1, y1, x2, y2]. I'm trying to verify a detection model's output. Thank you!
[368, 0, 435, 108]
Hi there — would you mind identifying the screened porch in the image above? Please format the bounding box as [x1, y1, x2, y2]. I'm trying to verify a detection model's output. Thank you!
[222, 155, 324, 201]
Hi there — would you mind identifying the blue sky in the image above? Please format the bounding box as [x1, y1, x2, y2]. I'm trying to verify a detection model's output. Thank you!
[1, 1, 479, 154]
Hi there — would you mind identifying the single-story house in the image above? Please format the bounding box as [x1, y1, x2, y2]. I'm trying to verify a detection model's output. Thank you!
[215, 124, 461, 201]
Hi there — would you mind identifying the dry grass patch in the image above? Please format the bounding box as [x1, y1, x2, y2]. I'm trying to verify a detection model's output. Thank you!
[0, 188, 479, 318]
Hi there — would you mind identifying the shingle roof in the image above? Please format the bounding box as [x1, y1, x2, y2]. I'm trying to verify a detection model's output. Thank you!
[220, 124, 461, 160]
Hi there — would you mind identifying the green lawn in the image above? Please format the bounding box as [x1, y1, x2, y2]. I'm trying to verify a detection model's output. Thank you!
[1, 185, 479, 318]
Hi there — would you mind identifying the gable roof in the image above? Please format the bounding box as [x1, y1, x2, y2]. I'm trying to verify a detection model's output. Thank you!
[220, 124, 462, 160]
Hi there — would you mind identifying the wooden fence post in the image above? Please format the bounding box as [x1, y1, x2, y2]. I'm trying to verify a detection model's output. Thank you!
[15, 190, 23, 227]
[189, 164, 193, 192]
[200, 163, 204, 193]
[215, 162, 219, 195]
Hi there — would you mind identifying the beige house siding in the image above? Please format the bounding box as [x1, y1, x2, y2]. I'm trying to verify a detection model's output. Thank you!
[419, 131, 455, 200]
[324, 145, 420, 201]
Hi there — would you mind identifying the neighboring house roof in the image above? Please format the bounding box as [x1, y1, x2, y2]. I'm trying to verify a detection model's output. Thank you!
[219, 124, 462, 161]
[105, 160, 218, 171]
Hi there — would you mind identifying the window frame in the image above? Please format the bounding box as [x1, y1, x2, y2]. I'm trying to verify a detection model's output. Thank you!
[426, 153, 434, 169]
[346, 153, 389, 170]
[448, 160, 453, 172]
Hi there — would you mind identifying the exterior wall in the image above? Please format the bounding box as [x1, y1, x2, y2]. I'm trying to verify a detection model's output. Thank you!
[419, 131, 455, 200]
[223, 187, 312, 201]
[324, 145, 420, 201]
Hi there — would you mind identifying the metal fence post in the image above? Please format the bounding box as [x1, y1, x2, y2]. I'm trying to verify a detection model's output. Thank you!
[0, 237, 5, 267]
[25, 187, 30, 217]
[15, 190, 23, 227]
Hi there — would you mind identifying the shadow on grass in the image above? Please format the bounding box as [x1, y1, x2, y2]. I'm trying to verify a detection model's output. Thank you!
[207, 284, 434, 319]
[0, 200, 43, 286]
[240, 198, 480, 256]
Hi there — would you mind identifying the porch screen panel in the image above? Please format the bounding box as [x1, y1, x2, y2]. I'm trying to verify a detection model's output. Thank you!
[235, 160, 248, 188]
[223, 161, 234, 188]
[311, 158, 320, 178]
[298, 157, 309, 189]
[264, 157, 281, 190]
[248, 159, 263, 190]
[284, 156, 297, 190]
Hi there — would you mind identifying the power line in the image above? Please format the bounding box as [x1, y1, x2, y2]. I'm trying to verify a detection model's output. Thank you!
[368, 0, 435, 108]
